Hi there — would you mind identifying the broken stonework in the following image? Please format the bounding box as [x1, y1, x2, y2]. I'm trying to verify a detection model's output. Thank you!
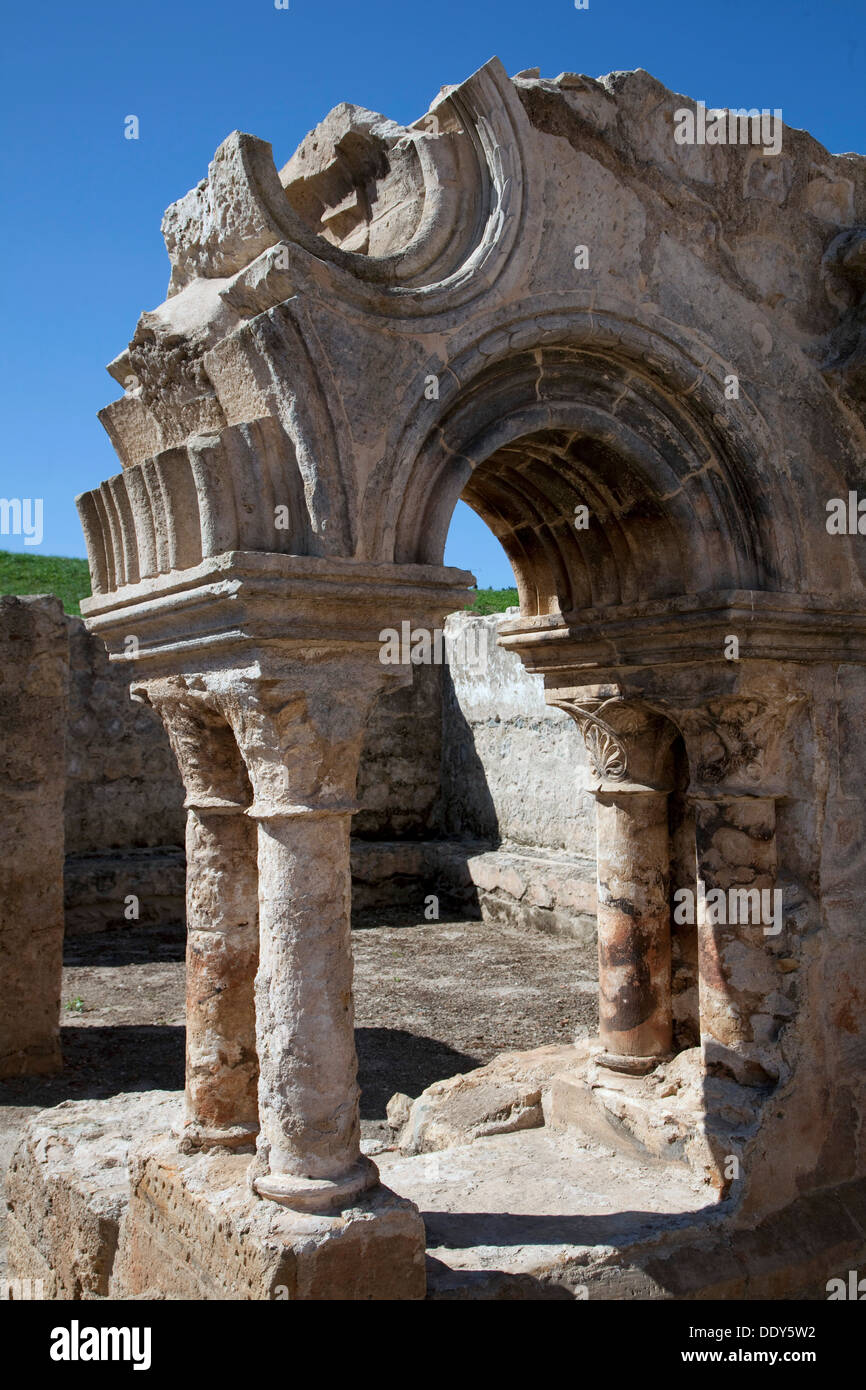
[0, 596, 68, 1078]
[5, 1091, 181, 1297]
[7, 54, 864, 1299]
[393, 1044, 580, 1154]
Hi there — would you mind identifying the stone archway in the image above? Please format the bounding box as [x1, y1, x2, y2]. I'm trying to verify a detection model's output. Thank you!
[35, 55, 866, 1297]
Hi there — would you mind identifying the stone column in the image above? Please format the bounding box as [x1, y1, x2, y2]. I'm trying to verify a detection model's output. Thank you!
[142, 681, 259, 1148]
[225, 660, 403, 1211]
[678, 695, 794, 1088]
[595, 786, 672, 1066]
[249, 806, 367, 1204]
[183, 802, 259, 1146]
[557, 697, 677, 1074]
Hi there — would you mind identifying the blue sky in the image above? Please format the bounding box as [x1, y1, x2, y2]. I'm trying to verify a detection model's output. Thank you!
[1, 0, 863, 586]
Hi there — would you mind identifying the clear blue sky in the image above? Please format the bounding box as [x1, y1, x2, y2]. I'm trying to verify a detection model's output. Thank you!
[1, 0, 863, 586]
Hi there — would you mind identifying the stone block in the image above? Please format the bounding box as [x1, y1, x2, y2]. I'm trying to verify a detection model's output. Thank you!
[5, 1091, 182, 1297]
[64, 847, 185, 935]
[112, 1138, 427, 1300]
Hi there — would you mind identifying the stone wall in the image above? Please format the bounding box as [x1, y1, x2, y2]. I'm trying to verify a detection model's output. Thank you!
[357, 609, 595, 854]
[438, 611, 595, 856]
[0, 597, 68, 1075]
[353, 610, 597, 936]
[64, 618, 185, 933]
[65, 619, 185, 854]
[355, 662, 444, 838]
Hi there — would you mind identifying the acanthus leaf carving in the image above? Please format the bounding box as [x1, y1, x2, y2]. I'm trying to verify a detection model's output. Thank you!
[556, 700, 630, 782]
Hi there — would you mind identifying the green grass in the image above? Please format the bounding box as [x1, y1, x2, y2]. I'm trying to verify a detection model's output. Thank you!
[0, 553, 517, 621]
[0, 551, 92, 616]
[466, 586, 519, 615]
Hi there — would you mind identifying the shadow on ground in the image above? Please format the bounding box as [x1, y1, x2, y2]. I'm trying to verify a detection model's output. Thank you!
[0, 1024, 477, 1123]
[357, 1028, 480, 1118]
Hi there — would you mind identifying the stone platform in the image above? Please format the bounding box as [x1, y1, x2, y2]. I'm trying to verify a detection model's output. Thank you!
[5, 1090, 181, 1298]
[5, 1094, 426, 1300]
[113, 1139, 426, 1300]
[378, 1129, 866, 1300]
[8, 1067, 866, 1300]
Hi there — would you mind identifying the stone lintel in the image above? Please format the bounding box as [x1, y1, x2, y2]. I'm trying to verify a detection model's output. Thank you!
[498, 590, 866, 676]
[81, 551, 475, 661]
[80, 552, 475, 688]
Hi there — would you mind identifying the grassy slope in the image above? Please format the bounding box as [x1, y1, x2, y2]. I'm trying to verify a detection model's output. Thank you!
[466, 586, 519, 615]
[0, 551, 517, 620]
[0, 551, 92, 616]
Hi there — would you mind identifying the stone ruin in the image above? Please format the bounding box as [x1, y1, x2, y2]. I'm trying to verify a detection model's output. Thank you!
[5, 55, 866, 1298]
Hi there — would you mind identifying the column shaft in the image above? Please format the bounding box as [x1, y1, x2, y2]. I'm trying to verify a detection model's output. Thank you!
[252, 809, 372, 1205]
[596, 789, 672, 1067]
[183, 806, 259, 1146]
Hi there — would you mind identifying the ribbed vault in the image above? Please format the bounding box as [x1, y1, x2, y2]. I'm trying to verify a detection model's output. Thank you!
[393, 343, 779, 618]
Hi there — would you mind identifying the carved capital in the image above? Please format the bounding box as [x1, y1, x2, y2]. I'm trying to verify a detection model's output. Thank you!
[666, 691, 802, 799]
[219, 659, 398, 817]
[554, 697, 677, 793]
[555, 700, 630, 782]
[135, 676, 251, 810]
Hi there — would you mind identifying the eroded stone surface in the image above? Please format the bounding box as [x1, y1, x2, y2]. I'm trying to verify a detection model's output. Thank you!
[0, 597, 68, 1079]
[392, 1044, 580, 1154]
[55, 54, 866, 1293]
[113, 1137, 426, 1300]
[5, 1091, 181, 1298]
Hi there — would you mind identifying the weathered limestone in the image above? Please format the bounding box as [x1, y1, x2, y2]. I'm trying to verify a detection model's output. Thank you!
[142, 682, 259, 1150]
[555, 700, 677, 1072]
[392, 1043, 579, 1154]
[113, 1138, 426, 1300]
[78, 555, 470, 1277]
[65, 615, 184, 858]
[223, 662, 397, 1206]
[11, 54, 862, 1297]
[6, 1091, 182, 1298]
[0, 596, 69, 1078]
[64, 613, 185, 935]
[64, 847, 185, 935]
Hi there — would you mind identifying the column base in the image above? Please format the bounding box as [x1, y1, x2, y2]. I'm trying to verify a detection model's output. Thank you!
[114, 1138, 426, 1300]
[596, 1051, 673, 1076]
[175, 1120, 259, 1154]
[254, 1156, 379, 1213]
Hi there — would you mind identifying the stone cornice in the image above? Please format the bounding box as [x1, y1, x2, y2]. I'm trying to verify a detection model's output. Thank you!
[497, 590, 866, 673]
[80, 551, 475, 674]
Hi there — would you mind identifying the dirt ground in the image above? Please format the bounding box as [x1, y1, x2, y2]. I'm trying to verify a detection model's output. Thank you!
[0, 911, 597, 1274]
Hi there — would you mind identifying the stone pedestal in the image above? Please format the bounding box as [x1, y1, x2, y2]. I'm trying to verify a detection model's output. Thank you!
[112, 1138, 427, 1301]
